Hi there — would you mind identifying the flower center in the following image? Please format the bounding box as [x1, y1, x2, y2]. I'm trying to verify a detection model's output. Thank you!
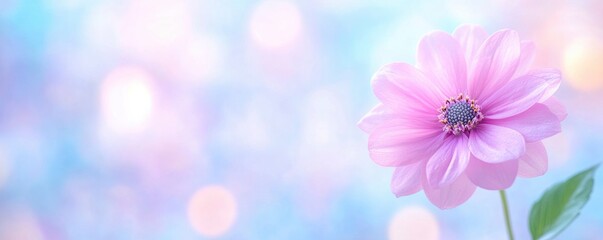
[438, 94, 484, 135]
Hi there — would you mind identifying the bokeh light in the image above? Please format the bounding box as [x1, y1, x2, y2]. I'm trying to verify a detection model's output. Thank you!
[563, 36, 603, 92]
[100, 66, 155, 134]
[249, 0, 303, 49]
[388, 206, 440, 240]
[115, 0, 194, 58]
[187, 185, 237, 237]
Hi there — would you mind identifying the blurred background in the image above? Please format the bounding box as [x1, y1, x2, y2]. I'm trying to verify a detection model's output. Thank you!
[1, 0, 602, 239]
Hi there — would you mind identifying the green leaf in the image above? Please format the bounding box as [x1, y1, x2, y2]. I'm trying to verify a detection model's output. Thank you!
[529, 164, 599, 240]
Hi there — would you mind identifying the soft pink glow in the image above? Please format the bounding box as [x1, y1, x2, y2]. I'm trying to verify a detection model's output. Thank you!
[115, 0, 193, 57]
[249, 0, 303, 49]
[100, 66, 155, 134]
[187, 185, 237, 237]
[563, 37, 603, 91]
[0, 209, 45, 240]
[388, 206, 440, 240]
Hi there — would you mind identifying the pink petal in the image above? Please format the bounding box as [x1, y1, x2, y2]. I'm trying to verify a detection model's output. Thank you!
[482, 68, 561, 119]
[538, 70, 561, 103]
[542, 96, 567, 121]
[468, 124, 525, 163]
[453, 24, 488, 64]
[369, 122, 445, 167]
[392, 161, 424, 197]
[426, 135, 470, 188]
[423, 173, 476, 210]
[357, 104, 393, 133]
[518, 141, 548, 178]
[417, 31, 467, 96]
[513, 41, 536, 79]
[468, 29, 521, 99]
[487, 103, 561, 142]
[466, 155, 518, 190]
[371, 62, 445, 115]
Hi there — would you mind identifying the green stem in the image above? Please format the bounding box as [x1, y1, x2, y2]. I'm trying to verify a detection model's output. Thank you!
[499, 190, 515, 240]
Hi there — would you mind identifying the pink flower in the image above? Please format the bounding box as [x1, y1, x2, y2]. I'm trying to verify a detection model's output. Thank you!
[358, 25, 566, 209]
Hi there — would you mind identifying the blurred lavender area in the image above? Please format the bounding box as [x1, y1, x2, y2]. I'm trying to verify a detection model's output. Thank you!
[1, 0, 603, 239]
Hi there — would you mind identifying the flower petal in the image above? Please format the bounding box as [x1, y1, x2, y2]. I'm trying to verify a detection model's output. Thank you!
[371, 62, 444, 115]
[518, 141, 548, 178]
[453, 24, 488, 63]
[482, 68, 561, 119]
[426, 135, 470, 188]
[538, 70, 561, 103]
[423, 173, 476, 210]
[468, 124, 525, 163]
[369, 122, 445, 167]
[466, 155, 518, 190]
[392, 161, 424, 197]
[488, 103, 561, 142]
[542, 96, 567, 121]
[417, 31, 467, 96]
[357, 104, 393, 133]
[468, 29, 521, 99]
[513, 41, 536, 79]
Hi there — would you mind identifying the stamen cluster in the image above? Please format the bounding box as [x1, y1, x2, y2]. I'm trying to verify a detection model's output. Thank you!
[438, 94, 484, 135]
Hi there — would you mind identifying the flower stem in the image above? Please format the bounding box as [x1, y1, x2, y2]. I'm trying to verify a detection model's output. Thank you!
[499, 190, 514, 240]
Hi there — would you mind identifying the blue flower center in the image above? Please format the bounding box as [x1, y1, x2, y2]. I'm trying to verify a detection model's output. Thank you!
[438, 94, 484, 135]
[445, 101, 477, 126]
